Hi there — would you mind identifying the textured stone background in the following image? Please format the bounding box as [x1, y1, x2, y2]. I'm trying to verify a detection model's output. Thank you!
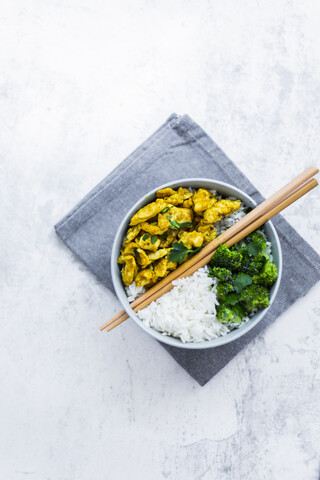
[1, 1, 320, 479]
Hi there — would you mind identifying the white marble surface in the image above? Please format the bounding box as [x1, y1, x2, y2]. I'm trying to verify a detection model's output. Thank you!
[1, 1, 320, 479]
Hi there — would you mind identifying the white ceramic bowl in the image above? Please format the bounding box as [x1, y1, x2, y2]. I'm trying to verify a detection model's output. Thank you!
[111, 179, 282, 349]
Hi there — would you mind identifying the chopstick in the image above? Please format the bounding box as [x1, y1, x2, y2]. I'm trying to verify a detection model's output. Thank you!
[100, 167, 318, 332]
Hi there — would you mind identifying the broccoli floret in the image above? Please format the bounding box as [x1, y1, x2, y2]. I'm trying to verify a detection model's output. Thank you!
[240, 285, 270, 313]
[240, 251, 254, 274]
[210, 245, 242, 270]
[217, 304, 244, 324]
[216, 281, 234, 297]
[241, 251, 268, 275]
[245, 231, 266, 247]
[208, 266, 232, 282]
[217, 305, 234, 324]
[232, 244, 250, 271]
[232, 303, 246, 320]
[230, 241, 246, 253]
[244, 231, 267, 256]
[252, 261, 278, 287]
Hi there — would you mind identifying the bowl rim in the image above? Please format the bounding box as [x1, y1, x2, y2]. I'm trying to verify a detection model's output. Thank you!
[111, 178, 283, 349]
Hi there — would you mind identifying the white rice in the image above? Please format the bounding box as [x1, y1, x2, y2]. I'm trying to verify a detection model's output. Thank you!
[125, 282, 146, 302]
[137, 266, 233, 343]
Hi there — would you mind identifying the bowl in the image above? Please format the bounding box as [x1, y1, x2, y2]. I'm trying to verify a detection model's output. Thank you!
[111, 178, 282, 349]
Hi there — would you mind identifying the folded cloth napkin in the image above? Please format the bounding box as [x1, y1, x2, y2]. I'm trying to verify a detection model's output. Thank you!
[55, 114, 320, 386]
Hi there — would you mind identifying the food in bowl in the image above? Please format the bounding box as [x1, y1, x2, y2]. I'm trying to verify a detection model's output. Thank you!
[117, 186, 278, 343]
[118, 186, 242, 288]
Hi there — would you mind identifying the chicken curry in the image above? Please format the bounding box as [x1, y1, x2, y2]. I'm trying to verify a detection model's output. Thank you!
[118, 187, 241, 288]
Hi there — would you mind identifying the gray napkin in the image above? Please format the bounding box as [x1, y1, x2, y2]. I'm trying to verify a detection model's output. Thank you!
[55, 114, 320, 386]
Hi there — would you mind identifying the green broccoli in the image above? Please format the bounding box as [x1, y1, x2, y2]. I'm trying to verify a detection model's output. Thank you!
[240, 284, 270, 313]
[245, 230, 266, 246]
[239, 251, 254, 274]
[217, 303, 246, 324]
[211, 231, 276, 320]
[208, 266, 232, 282]
[241, 250, 268, 275]
[216, 281, 234, 297]
[252, 261, 278, 287]
[217, 305, 234, 324]
[232, 303, 246, 320]
[230, 241, 246, 253]
[210, 245, 242, 270]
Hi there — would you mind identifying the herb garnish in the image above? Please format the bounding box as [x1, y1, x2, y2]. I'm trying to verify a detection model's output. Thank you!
[220, 292, 240, 305]
[159, 231, 168, 240]
[233, 272, 252, 293]
[151, 235, 158, 244]
[167, 215, 192, 230]
[168, 242, 203, 264]
[247, 240, 263, 257]
[142, 234, 149, 241]
[243, 206, 253, 214]
[161, 207, 169, 213]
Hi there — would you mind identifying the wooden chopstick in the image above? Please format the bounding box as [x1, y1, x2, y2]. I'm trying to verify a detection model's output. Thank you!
[100, 167, 318, 332]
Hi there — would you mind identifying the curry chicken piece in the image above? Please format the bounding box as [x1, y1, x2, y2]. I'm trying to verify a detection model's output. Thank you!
[135, 268, 156, 287]
[182, 198, 193, 208]
[130, 199, 167, 226]
[154, 257, 177, 277]
[164, 187, 193, 206]
[124, 225, 141, 244]
[147, 248, 169, 262]
[158, 206, 193, 230]
[156, 187, 176, 198]
[139, 222, 164, 235]
[192, 188, 217, 213]
[136, 248, 150, 268]
[197, 224, 217, 244]
[203, 199, 241, 223]
[120, 255, 138, 286]
[159, 229, 178, 247]
[154, 259, 169, 277]
[179, 231, 204, 249]
[121, 242, 138, 256]
[136, 235, 161, 251]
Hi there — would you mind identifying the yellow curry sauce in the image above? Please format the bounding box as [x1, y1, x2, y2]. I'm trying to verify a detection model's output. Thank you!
[118, 187, 241, 288]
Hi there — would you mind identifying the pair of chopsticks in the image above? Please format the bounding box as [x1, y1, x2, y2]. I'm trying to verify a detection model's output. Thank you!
[100, 166, 319, 333]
